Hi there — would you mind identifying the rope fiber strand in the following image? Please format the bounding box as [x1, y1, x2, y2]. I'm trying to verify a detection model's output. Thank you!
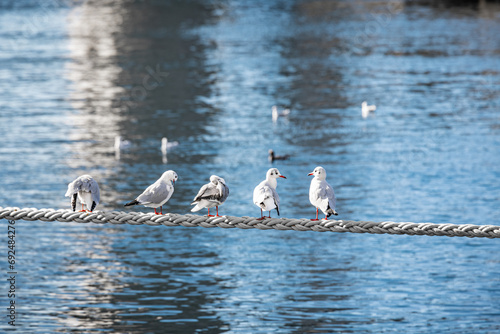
[1, 206, 499, 238]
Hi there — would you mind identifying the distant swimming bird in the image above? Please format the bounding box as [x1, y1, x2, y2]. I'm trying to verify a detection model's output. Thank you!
[253, 168, 286, 220]
[191, 175, 229, 217]
[114, 136, 131, 151]
[272, 105, 291, 122]
[65, 175, 100, 212]
[124, 170, 178, 215]
[308, 166, 338, 220]
[114, 136, 132, 159]
[268, 149, 290, 163]
[361, 101, 376, 119]
[161, 137, 179, 155]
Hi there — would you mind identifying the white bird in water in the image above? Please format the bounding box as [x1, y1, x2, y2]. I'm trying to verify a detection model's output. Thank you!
[272, 105, 291, 122]
[253, 168, 286, 220]
[308, 166, 338, 220]
[191, 175, 229, 217]
[361, 101, 376, 119]
[114, 136, 131, 151]
[65, 175, 100, 212]
[124, 170, 178, 215]
[161, 137, 179, 155]
[268, 149, 290, 163]
[114, 136, 131, 159]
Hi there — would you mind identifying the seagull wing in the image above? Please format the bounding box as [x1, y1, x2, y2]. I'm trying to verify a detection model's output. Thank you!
[192, 182, 221, 203]
[137, 182, 172, 206]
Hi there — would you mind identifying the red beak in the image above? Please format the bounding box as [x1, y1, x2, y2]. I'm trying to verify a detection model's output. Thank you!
[308, 172, 313, 176]
[279, 175, 287, 179]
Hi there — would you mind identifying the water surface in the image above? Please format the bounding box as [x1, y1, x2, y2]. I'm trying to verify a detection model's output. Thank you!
[1, 0, 499, 332]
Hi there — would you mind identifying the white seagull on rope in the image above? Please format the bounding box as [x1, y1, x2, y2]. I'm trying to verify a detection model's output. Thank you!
[124, 170, 178, 215]
[191, 175, 229, 217]
[253, 168, 286, 220]
[65, 175, 100, 212]
[308, 166, 338, 220]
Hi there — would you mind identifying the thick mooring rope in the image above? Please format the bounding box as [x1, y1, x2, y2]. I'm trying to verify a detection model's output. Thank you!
[1, 206, 499, 238]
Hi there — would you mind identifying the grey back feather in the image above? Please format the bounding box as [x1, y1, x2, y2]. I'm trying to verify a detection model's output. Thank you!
[65, 175, 100, 205]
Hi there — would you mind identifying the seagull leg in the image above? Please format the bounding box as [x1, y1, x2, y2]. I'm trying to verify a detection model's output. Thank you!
[160, 206, 163, 215]
[311, 208, 319, 221]
[79, 204, 86, 212]
[322, 214, 328, 221]
[216, 206, 220, 217]
[268, 211, 271, 218]
[207, 208, 214, 217]
[257, 209, 266, 220]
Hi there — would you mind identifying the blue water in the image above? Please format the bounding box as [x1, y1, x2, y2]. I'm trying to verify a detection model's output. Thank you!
[1, 0, 500, 332]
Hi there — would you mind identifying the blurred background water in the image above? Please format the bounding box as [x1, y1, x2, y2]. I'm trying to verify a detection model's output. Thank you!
[1, 0, 500, 332]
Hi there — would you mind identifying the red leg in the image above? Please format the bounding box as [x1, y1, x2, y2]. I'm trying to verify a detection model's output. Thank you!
[79, 204, 86, 212]
[257, 208, 266, 220]
[322, 214, 328, 220]
[216, 206, 220, 217]
[268, 211, 271, 218]
[207, 208, 214, 217]
[311, 208, 319, 221]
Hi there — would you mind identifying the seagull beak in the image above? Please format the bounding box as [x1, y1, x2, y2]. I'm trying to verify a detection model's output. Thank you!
[279, 175, 287, 179]
[308, 172, 314, 176]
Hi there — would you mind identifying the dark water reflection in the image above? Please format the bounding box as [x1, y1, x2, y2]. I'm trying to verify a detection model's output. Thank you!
[1, 0, 500, 332]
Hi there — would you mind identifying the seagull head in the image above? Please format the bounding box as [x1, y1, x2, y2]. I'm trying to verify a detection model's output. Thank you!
[267, 168, 286, 180]
[209, 175, 219, 185]
[308, 166, 327, 180]
[162, 170, 178, 184]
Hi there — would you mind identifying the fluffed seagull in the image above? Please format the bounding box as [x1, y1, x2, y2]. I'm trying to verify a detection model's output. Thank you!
[308, 166, 338, 220]
[191, 175, 229, 217]
[272, 105, 291, 122]
[253, 168, 286, 220]
[268, 149, 290, 163]
[361, 101, 376, 119]
[161, 137, 179, 155]
[124, 170, 178, 215]
[65, 175, 100, 212]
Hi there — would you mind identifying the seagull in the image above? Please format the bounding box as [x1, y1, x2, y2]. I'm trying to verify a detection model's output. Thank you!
[114, 136, 131, 151]
[161, 137, 179, 155]
[308, 166, 338, 220]
[191, 175, 229, 217]
[124, 170, 178, 215]
[253, 168, 286, 220]
[272, 105, 291, 122]
[268, 149, 290, 163]
[114, 136, 132, 159]
[361, 101, 376, 119]
[65, 175, 100, 212]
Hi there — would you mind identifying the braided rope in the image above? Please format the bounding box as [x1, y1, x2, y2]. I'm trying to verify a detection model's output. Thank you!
[1, 206, 499, 238]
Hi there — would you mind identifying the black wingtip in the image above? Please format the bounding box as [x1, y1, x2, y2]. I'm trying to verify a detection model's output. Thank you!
[124, 199, 139, 207]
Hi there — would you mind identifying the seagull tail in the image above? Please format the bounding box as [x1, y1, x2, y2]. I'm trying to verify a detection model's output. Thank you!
[124, 199, 140, 207]
[191, 203, 203, 212]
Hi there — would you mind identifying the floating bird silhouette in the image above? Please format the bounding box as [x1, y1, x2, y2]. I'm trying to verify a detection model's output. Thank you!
[253, 168, 286, 220]
[268, 149, 290, 163]
[161, 137, 179, 155]
[65, 175, 100, 212]
[272, 105, 291, 122]
[361, 101, 376, 119]
[191, 175, 229, 217]
[124, 170, 178, 215]
[308, 166, 338, 220]
[114, 136, 132, 159]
